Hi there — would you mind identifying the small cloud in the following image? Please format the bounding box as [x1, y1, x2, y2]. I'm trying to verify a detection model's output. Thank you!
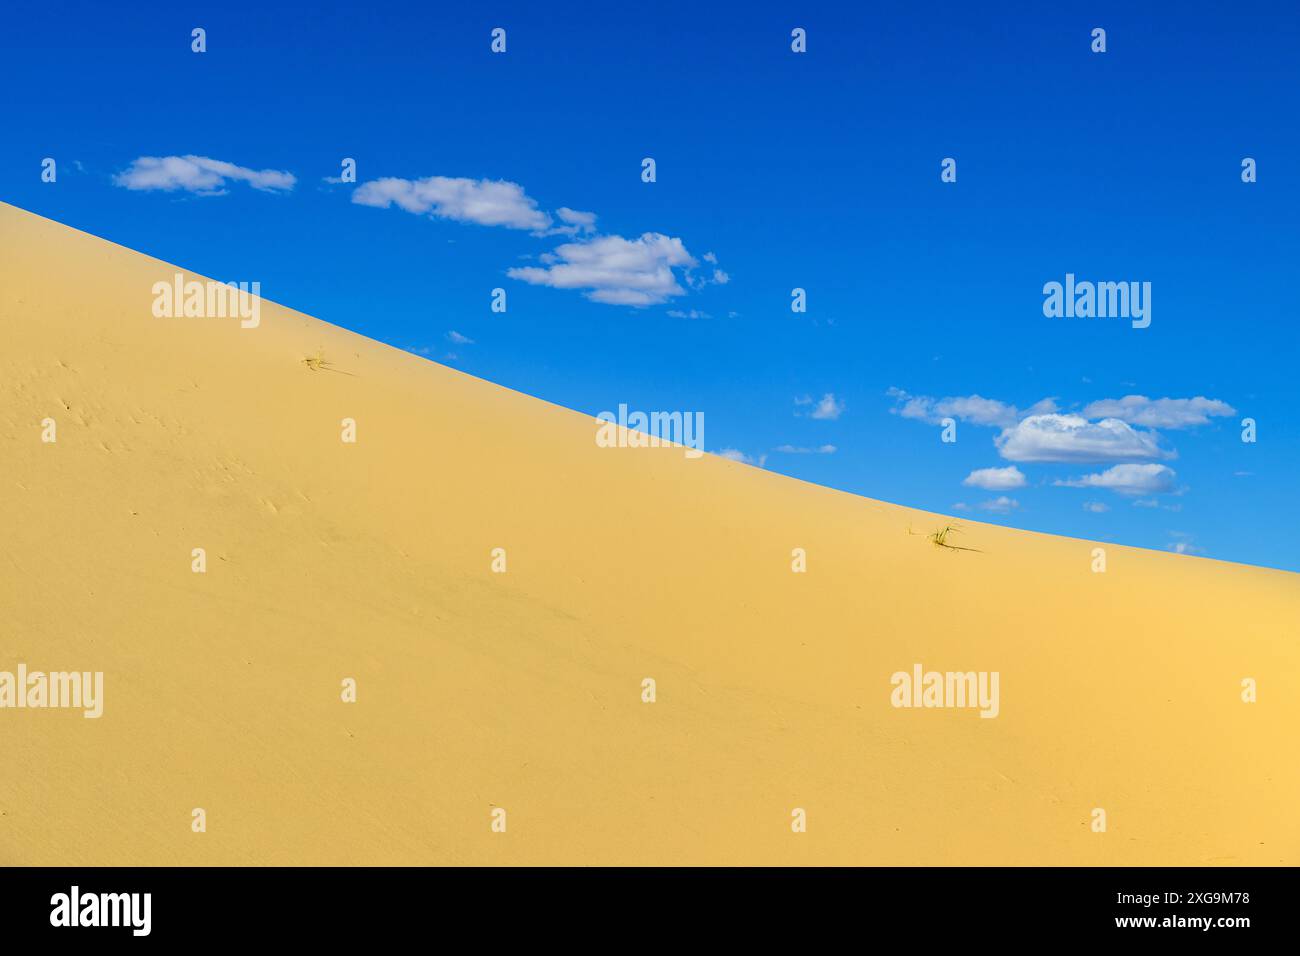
[353, 175, 550, 231]
[1081, 395, 1235, 429]
[667, 309, 711, 319]
[796, 393, 844, 420]
[546, 206, 597, 236]
[114, 155, 296, 194]
[963, 466, 1026, 491]
[1056, 463, 1177, 495]
[1133, 497, 1181, 511]
[978, 496, 1019, 514]
[1166, 533, 1202, 555]
[717, 448, 767, 467]
[953, 502, 970, 511]
[446, 330, 474, 345]
[887, 387, 1055, 429]
[773, 444, 837, 455]
[684, 263, 730, 290]
[509, 232, 697, 305]
[1082, 501, 1110, 513]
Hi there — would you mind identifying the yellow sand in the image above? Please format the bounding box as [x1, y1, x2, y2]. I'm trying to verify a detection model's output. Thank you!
[1, 201, 1296, 866]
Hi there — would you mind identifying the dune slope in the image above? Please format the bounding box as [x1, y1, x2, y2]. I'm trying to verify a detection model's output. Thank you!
[1, 202, 1297, 865]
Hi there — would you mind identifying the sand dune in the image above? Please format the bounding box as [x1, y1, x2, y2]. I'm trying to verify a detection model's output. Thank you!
[1, 201, 1296, 865]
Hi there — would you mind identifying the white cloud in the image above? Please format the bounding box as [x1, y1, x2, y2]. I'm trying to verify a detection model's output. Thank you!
[1055, 463, 1177, 495]
[1082, 501, 1110, 513]
[887, 388, 1055, 429]
[550, 207, 597, 235]
[978, 496, 1019, 513]
[352, 172, 725, 308]
[1081, 395, 1235, 429]
[508, 232, 697, 305]
[1133, 497, 1181, 511]
[796, 393, 844, 420]
[937, 396, 1026, 427]
[1166, 533, 1202, 555]
[667, 309, 711, 319]
[684, 265, 730, 290]
[446, 330, 474, 345]
[717, 448, 767, 466]
[1081, 395, 1232, 429]
[114, 155, 296, 194]
[962, 466, 1026, 491]
[773, 444, 837, 454]
[996, 414, 1168, 463]
[353, 175, 551, 230]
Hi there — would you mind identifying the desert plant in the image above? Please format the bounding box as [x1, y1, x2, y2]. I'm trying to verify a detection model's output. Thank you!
[302, 347, 331, 371]
[909, 522, 982, 552]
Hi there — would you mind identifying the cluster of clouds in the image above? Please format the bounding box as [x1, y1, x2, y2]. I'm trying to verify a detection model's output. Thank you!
[891, 388, 1237, 517]
[110, 155, 1232, 551]
[347, 173, 726, 307]
[112, 156, 724, 310]
[719, 443, 836, 465]
[888, 391, 1054, 429]
[715, 393, 846, 467]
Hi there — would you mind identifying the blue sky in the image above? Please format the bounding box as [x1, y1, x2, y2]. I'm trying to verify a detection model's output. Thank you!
[4, 1, 1297, 570]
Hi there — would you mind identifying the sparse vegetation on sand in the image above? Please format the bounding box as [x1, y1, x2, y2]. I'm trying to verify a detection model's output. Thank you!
[909, 522, 982, 552]
[301, 348, 353, 375]
[302, 347, 331, 371]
